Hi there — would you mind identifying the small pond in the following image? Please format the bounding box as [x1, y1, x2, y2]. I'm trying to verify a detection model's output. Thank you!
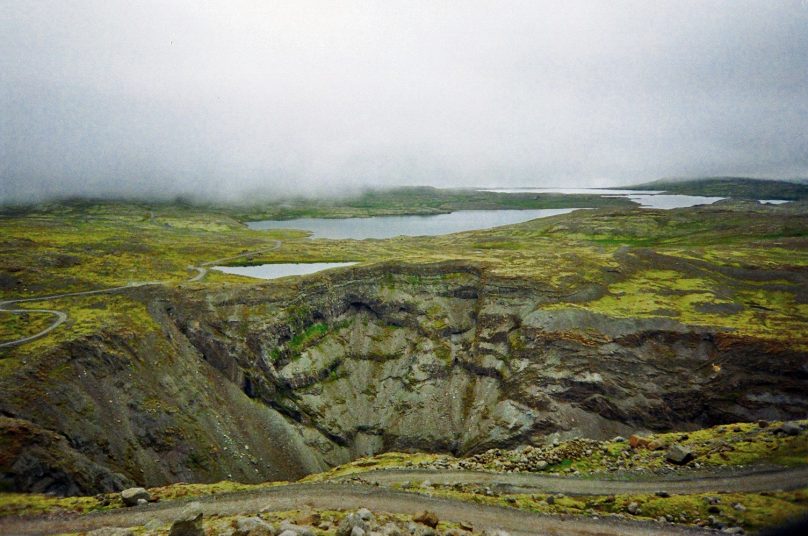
[213, 262, 356, 280]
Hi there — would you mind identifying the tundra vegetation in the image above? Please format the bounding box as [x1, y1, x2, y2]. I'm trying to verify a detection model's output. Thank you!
[1, 182, 807, 534]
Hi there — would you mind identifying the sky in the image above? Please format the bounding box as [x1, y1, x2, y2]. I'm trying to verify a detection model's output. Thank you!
[1, 0, 807, 203]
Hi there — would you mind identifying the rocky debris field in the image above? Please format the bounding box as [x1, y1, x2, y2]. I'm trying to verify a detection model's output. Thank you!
[83, 507, 512, 536]
[405, 420, 808, 477]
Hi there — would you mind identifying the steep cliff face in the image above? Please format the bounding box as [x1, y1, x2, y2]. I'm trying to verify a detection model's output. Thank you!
[0, 305, 328, 496]
[2, 262, 806, 495]
[173, 262, 808, 467]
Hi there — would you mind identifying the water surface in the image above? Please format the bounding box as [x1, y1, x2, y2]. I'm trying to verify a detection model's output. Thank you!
[248, 208, 577, 239]
[213, 262, 356, 280]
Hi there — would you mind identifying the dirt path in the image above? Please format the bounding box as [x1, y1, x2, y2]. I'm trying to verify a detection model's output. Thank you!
[0, 240, 282, 347]
[344, 466, 808, 495]
[186, 239, 281, 283]
[0, 483, 709, 536]
[0, 283, 157, 348]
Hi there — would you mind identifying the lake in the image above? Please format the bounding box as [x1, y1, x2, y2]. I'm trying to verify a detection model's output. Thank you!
[247, 208, 578, 239]
[213, 262, 357, 280]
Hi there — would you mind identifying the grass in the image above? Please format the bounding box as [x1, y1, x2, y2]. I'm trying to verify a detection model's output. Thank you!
[3, 199, 807, 356]
[213, 186, 636, 221]
[417, 485, 808, 533]
[626, 177, 808, 201]
[0, 480, 286, 518]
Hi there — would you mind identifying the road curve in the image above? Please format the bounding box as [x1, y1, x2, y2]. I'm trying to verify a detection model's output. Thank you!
[0, 483, 709, 536]
[0, 240, 282, 347]
[346, 466, 808, 495]
[187, 239, 282, 282]
[0, 283, 158, 348]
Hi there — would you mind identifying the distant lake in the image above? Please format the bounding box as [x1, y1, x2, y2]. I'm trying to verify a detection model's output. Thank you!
[213, 262, 356, 279]
[247, 208, 578, 239]
[481, 188, 725, 209]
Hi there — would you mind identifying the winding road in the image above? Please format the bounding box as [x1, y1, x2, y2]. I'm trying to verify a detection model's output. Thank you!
[3, 466, 807, 535]
[342, 466, 808, 495]
[0, 240, 281, 348]
[0, 482, 710, 536]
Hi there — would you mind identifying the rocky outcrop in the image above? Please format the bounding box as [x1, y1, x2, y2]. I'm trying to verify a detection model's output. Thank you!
[173, 261, 808, 465]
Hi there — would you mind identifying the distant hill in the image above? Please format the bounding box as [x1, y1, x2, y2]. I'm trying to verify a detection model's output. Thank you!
[623, 177, 808, 200]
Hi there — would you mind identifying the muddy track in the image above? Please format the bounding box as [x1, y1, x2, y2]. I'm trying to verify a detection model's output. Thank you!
[342, 466, 808, 495]
[0, 240, 281, 347]
[0, 483, 709, 536]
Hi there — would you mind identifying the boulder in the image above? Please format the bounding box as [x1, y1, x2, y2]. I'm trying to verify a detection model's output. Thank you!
[413, 511, 439, 528]
[778, 422, 801, 436]
[337, 512, 369, 536]
[121, 487, 150, 507]
[279, 521, 315, 536]
[381, 522, 402, 536]
[234, 516, 275, 536]
[627, 502, 640, 515]
[665, 444, 694, 465]
[629, 435, 649, 449]
[169, 501, 203, 536]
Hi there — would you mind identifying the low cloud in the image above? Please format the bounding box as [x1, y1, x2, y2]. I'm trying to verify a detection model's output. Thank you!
[2, 1, 807, 203]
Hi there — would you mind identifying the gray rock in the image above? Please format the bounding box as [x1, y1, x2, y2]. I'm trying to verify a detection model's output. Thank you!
[733, 502, 746, 511]
[279, 521, 314, 536]
[137, 498, 148, 506]
[779, 422, 801, 436]
[351, 527, 366, 536]
[121, 487, 150, 507]
[337, 514, 368, 536]
[278, 531, 298, 536]
[381, 522, 402, 536]
[357, 508, 374, 522]
[234, 516, 275, 536]
[665, 444, 694, 465]
[627, 502, 640, 515]
[169, 501, 203, 536]
[87, 528, 135, 536]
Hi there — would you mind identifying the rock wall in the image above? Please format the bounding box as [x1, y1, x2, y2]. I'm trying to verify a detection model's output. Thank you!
[174, 262, 808, 466]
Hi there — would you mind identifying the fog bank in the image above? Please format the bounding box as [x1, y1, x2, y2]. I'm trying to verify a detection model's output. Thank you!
[2, 1, 807, 203]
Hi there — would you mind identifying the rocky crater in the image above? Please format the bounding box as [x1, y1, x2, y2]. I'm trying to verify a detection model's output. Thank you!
[2, 261, 806, 495]
[172, 262, 808, 468]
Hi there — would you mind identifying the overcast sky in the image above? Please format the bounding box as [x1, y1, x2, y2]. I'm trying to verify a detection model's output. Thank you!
[2, 1, 807, 203]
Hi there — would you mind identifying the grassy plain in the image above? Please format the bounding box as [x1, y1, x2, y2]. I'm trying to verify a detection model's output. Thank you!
[2, 196, 807, 356]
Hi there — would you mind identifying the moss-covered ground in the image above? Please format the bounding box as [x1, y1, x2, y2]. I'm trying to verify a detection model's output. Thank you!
[414, 486, 808, 533]
[2, 197, 806, 359]
[298, 421, 808, 483]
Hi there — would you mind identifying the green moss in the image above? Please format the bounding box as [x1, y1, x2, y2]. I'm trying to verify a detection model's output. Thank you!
[298, 451, 444, 483]
[289, 322, 328, 351]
